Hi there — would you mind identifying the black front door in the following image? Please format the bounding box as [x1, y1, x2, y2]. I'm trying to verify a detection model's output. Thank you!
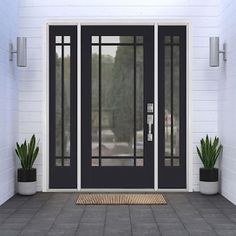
[158, 26, 187, 188]
[49, 26, 77, 188]
[81, 26, 154, 188]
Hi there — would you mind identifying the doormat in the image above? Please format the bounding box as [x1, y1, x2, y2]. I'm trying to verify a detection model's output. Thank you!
[76, 193, 166, 205]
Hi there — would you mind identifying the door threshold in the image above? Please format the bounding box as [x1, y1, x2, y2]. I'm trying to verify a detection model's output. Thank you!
[80, 189, 155, 192]
[45, 188, 188, 192]
[80, 189, 188, 192]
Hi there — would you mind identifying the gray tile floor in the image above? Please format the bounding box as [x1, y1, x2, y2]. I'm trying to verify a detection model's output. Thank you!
[0, 193, 236, 236]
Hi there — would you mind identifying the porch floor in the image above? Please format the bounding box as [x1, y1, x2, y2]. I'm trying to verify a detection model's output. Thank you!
[0, 193, 236, 236]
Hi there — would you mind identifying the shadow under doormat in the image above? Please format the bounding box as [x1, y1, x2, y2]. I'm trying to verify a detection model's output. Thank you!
[76, 193, 166, 205]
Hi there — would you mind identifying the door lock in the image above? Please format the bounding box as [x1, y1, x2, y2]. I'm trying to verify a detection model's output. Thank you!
[147, 103, 154, 113]
[147, 114, 153, 141]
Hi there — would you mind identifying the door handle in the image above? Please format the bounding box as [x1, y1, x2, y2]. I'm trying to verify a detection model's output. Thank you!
[147, 114, 153, 141]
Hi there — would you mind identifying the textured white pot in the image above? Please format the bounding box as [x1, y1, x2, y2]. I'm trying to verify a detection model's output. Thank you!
[199, 181, 218, 195]
[18, 181, 37, 195]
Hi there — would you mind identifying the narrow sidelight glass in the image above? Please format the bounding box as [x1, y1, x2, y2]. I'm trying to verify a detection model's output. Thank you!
[55, 45, 62, 157]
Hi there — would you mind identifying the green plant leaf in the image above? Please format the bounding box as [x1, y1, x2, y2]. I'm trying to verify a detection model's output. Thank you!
[15, 135, 39, 170]
[196, 135, 223, 169]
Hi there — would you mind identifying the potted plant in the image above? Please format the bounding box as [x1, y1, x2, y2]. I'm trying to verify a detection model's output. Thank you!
[196, 135, 223, 195]
[15, 134, 39, 195]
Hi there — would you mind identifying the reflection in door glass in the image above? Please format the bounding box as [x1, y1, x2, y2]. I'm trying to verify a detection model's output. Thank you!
[64, 36, 71, 44]
[55, 42, 72, 166]
[92, 36, 99, 44]
[164, 45, 171, 156]
[55, 46, 62, 157]
[173, 36, 180, 44]
[101, 158, 134, 166]
[91, 46, 99, 156]
[56, 36, 62, 44]
[136, 46, 144, 156]
[64, 46, 71, 157]
[90, 36, 145, 165]
[101, 36, 133, 44]
[136, 158, 144, 166]
[164, 35, 181, 166]
[173, 45, 180, 156]
[101, 45, 134, 156]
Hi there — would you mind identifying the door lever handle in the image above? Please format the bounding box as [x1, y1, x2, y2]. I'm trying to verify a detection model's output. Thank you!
[147, 114, 153, 141]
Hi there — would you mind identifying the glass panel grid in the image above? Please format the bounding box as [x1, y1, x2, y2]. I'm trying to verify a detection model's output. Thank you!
[54, 35, 72, 167]
[101, 45, 134, 157]
[136, 45, 144, 157]
[91, 46, 99, 157]
[55, 46, 62, 157]
[64, 46, 71, 158]
[164, 35, 181, 167]
[90, 35, 145, 167]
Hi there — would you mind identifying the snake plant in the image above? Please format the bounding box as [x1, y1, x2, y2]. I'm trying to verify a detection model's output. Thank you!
[15, 135, 39, 170]
[196, 135, 223, 169]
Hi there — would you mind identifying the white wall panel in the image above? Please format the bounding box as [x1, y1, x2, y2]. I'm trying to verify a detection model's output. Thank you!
[219, 0, 236, 205]
[0, 0, 19, 206]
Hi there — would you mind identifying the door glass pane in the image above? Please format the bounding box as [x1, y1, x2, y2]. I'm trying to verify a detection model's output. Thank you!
[165, 36, 171, 44]
[64, 46, 70, 158]
[64, 36, 70, 44]
[55, 45, 62, 157]
[136, 36, 143, 44]
[56, 36, 62, 44]
[64, 158, 70, 166]
[92, 36, 99, 44]
[101, 158, 134, 166]
[173, 36, 179, 44]
[173, 45, 180, 156]
[56, 158, 62, 166]
[101, 36, 133, 44]
[91, 158, 99, 166]
[165, 158, 171, 166]
[165, 45, 171, 156]
[173, 158, 180, 166]
[91, 46, 99, 156]
[136, 158, 144, 166]
[101, 46, 134, 156]
[136, 46, 144, 157]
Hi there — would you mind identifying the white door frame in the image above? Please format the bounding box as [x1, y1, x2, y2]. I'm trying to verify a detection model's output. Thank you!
[42, 18, 192, 192]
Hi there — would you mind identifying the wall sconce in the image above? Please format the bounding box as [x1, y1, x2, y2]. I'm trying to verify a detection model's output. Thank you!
[209, 37, 226, 67]
[9, 37, 27, 67]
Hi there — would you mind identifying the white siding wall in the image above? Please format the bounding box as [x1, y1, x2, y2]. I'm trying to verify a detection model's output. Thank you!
[219, 0, 236, 204]
[18, 0, 220, 191]
[0, 0, 19, 205]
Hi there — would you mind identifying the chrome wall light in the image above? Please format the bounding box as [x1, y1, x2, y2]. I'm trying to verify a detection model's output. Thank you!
[9, 37, 27, 67]
[209, 37, 226, 67]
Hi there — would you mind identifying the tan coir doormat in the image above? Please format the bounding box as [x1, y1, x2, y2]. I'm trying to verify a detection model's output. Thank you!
[76, 193, 166, 205]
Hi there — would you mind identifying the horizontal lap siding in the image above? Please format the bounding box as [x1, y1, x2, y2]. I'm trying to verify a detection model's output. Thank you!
[18, 0, 220, 191]
[0, 0, 19, 205]
[219, 0, 236, 205]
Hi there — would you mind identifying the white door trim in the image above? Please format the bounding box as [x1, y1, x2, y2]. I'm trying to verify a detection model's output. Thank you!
[42, 18, 192, 192]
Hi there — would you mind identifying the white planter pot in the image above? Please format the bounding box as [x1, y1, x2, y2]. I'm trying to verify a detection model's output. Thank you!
[18, 181, 37, 195]
[199, 181, 218, 195]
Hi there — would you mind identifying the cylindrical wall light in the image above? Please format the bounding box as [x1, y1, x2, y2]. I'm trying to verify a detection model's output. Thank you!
[17, 37, 27, 67]
[209, 37, 226, 67]
[9, 37, 27, 67]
